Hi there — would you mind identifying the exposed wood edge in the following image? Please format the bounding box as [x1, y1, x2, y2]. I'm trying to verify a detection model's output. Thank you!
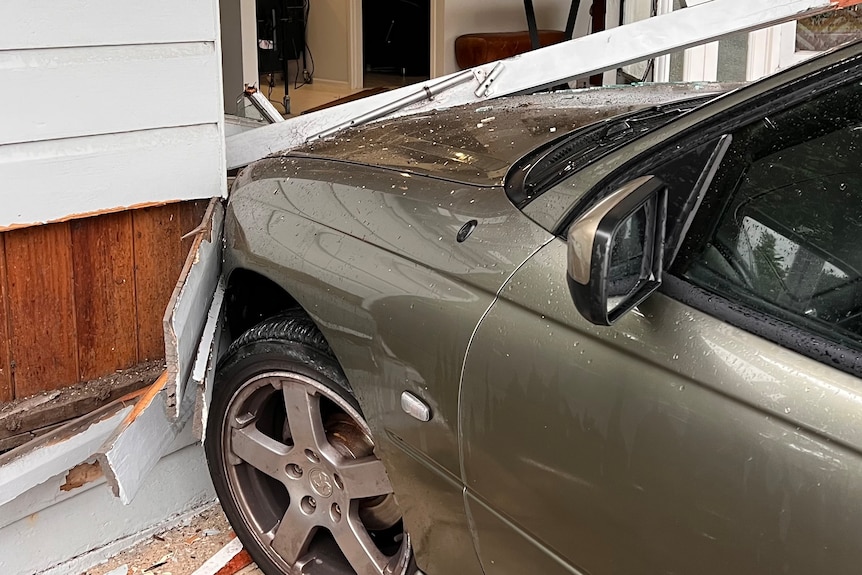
[0, 199, 191, 233]
[0, 361, 164, 442]
[163, 198, 224, 420]
[193, 279, 226, 441]
[0, 422, 66, 453]
[120, 370, 169, 426]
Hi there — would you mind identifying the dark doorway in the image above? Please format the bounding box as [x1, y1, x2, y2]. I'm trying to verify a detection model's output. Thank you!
[362, 0, 430, 86]
[256, 0, 307, 79]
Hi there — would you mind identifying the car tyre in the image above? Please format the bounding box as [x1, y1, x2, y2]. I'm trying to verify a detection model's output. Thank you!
[205, 311, 411, 575]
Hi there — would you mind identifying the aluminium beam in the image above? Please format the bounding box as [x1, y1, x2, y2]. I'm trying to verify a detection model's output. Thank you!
[226, 0, 861, 170]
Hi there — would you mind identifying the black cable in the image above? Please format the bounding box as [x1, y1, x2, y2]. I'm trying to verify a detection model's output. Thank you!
[291, 0, 315, 89]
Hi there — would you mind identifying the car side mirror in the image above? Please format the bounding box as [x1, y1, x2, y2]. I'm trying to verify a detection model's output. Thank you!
[566, 175, 667, 325]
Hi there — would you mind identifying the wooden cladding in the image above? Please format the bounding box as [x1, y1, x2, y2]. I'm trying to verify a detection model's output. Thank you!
[0, 200, 209, 402]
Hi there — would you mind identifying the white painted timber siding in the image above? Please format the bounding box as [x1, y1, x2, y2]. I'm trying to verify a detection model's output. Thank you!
[0, 0, 226, 229]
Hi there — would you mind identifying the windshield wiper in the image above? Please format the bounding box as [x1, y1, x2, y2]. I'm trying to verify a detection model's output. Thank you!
[522, 97, 714, 196]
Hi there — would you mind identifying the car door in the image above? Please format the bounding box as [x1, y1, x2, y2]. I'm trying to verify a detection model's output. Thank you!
[459, 67, 862, 573]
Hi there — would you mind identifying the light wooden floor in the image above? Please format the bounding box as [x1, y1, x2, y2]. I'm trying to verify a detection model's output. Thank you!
[248, 66, 428, 117]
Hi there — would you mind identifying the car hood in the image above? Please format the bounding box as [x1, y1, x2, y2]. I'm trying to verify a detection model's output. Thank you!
[287, 83, 731, 187]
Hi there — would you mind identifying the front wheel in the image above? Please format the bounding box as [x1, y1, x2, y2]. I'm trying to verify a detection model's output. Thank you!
[205, 314, 411, 575]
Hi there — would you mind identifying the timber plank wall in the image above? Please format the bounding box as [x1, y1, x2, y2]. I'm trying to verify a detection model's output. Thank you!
[0, 201, 208, 403]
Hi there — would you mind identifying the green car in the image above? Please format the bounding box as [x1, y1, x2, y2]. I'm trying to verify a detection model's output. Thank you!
[206, 40, 862, 575]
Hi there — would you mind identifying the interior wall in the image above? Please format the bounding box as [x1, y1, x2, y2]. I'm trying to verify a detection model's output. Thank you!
[307, 0, 350, 84]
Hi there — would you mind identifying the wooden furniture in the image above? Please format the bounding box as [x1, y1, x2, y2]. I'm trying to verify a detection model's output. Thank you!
[454, 30, 566, 70]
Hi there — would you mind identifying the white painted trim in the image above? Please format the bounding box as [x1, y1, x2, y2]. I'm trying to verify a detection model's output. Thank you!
[240, 0, 260, 87]
[747, 26, 782, 80]
[190, 537, 245, 575]
[430, 0, 444, 78]
[97, 387, 197, 504]
[348, 0, 364, 90]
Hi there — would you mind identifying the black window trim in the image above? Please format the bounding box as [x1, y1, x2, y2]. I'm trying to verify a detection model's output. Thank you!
[552, 48, 862, 239]
[661, 274, 862, 379]
[576, 52, 862, 377]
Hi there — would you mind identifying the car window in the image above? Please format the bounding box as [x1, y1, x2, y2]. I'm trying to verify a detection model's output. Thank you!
[674, 79, 862, 351]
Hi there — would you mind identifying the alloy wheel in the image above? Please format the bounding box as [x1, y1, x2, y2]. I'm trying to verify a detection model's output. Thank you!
[220, 371, 410, 575]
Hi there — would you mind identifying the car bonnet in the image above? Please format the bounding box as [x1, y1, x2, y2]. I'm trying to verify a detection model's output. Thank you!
[285, 83, 730, 188]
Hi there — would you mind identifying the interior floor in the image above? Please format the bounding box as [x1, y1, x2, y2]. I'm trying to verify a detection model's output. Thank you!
[251, 61, 427, 117]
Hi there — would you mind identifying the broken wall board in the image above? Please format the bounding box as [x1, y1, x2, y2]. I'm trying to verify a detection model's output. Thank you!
[92, 200, 224, 504]
[164, 199, 224, 419]
[0, 361, 163, 452]
[0, 401, 133, 508]
[0, 200, 213, 401]
[0, 441, 215, 575]
[96, 373, 197, 504]
[193, 279, 226, 442]
[226, 0, 862, 170]
[0, 1, 226, 230]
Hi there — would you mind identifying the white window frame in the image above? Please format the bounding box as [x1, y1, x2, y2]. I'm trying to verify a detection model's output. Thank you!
[650, 2, 823, 83]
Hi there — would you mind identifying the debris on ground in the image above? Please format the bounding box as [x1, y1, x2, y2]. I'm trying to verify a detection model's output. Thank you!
[84, 505, 260, 575]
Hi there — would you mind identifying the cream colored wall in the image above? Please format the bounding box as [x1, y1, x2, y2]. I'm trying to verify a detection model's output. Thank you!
[307, 0, 350, 84]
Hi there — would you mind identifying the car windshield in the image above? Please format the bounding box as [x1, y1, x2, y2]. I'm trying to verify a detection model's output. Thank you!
[507, 96, 715, 207]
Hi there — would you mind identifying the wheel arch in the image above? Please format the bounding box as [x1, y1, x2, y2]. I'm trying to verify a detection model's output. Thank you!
[225, 267, 316, 345]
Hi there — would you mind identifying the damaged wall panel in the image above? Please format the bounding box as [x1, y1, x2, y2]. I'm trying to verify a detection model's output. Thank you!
[165, 200, 224, 419]
[0, 200, 212, 404]
[97, 202, 223, 502]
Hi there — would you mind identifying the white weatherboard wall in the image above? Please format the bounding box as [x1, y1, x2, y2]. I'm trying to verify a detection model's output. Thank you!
[0, 0, 227, 230]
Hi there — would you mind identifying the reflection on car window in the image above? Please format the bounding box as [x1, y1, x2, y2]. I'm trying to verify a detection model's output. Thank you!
[677, 80, 862, 351]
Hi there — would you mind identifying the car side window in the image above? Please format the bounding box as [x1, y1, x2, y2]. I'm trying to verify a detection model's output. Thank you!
[673, 79, 862, 351]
